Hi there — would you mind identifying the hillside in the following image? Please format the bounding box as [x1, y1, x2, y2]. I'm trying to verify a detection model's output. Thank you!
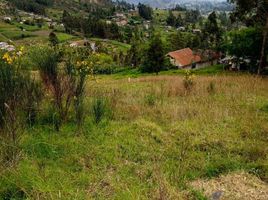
[2, 0, 113, 15]
[1, 71, 268, 199]
[0, 0, 267, 199]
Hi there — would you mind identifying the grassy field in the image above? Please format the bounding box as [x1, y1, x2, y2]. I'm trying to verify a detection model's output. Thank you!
[56, 32, 77, 42]
[0, 72, 267, 199]
[90, 38, 131, 53]
[0, 21, 77, 45]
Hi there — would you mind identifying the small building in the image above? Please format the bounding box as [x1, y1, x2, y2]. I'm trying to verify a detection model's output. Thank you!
[167, 48, 201, 69]
[116, 20, 128, 26]
[106, 20, 112, 25]
[193, 29, 202, 34]
[167, 48, 221, 69]
[177, 26, 186, 31]
[70, 42, 78, 47]
[3, 17, 11, 22]
[115, 13, 126, 18]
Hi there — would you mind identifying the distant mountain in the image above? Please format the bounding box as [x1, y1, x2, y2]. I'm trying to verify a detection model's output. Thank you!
[125, 0, 233, 11]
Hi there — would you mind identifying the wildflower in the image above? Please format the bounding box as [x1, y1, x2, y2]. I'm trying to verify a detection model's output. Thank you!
[2, 53, 13, 64]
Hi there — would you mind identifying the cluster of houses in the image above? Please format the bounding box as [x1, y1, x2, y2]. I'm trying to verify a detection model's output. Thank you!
[107, 12, 128, 27]
[176, 26, 202, 34]
[3, 12, 63, 30]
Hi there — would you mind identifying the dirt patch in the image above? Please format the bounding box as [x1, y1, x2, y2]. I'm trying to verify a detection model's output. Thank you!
[189, 171, 268, 200]
[32, 30, 50, 37]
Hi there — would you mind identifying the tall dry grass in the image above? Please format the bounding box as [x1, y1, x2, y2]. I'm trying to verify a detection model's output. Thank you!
[86, 75, 268, 124]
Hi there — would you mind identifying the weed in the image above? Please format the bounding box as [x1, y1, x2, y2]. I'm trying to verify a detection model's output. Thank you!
[183, 70, 195, 93]
[144, 93, 157, 106]
[0, 50, 42, 164]
[92, 97, 108, 124]
[207, 81, 216, 95]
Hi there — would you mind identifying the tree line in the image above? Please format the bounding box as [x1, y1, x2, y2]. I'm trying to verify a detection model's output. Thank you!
[9, 0, 53, 15]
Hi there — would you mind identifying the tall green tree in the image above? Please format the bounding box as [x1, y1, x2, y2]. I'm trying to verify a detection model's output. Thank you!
[224, 27, 262, 72]
[175, 14, 184, 27]
[141, 34, 166, 74]
[49, 31, 59, 46]
[167, 31, 186, 51]
[202, 11, 222, 50]
[166, 11, 176, 27]
[138, 3, 153, 20]
[229, 0, 268, 74]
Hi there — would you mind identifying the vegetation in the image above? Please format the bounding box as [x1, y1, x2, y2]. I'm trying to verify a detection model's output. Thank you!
[1, 60, 268, 198]
[0, 0, 267, 199]
[140, 34, 168, 74]
[138, 3, 153, 20]
[9, 0, 53, 15]
[228, 0, 268, 74]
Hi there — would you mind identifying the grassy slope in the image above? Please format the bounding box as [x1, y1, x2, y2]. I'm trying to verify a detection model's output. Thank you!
[0, 22, 36, 41]
[113, 65, 226, 79]
[90, 38, 131, 53]
[0, 73, 267, 199]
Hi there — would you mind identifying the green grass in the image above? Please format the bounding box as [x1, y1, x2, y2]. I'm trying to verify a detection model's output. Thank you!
[161, 65, 226, 75]
[90, 38, 131, 53]
[56, 32, 77, 42]
[13, 22, 42, 32]
[112, 65, 226, 79]
[1, 73, 268, 199]
[0, 22, 37, 40]
[1, 30, 35, 40]
[0, 33, 8, 42]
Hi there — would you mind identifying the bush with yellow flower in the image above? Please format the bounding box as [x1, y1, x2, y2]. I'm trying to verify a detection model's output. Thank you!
[2, 46, 24, 67]
[183, 69, 196, 92]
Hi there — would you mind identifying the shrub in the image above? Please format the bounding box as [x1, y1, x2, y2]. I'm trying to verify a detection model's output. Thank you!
[207, 81, 216, 95]
[0, 50, 42, 163]
[30, 46, 67, 130]
[144, 93, 157, 106]
[92, 97, 107, 124]
[30, 46, 92, 131]
[183, 70, 195, 93]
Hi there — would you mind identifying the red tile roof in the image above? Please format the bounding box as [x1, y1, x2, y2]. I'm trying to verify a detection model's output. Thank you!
[167, 48, 201, 67]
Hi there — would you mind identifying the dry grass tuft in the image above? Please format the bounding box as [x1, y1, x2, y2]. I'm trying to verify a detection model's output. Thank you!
[190, 171, 268, 200]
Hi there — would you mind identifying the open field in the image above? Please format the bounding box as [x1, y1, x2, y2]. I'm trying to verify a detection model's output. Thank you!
[90, 38, 131, 53]
[0, 21, 78, 45]
[0, 73, 267, 199]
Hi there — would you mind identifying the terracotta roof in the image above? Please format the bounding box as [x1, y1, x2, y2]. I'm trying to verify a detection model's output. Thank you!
[167, 48, 201, 67]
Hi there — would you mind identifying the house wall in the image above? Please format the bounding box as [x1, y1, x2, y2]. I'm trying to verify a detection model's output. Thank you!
[168, 56, 218, 69]
[181, 60, 218, 69]
[196, 60, 218, 69]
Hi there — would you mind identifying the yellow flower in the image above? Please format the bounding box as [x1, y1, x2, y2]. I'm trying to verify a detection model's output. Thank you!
[2, 53, 13, 64]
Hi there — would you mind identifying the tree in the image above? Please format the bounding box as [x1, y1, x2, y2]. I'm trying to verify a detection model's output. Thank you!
[128, 35, 143, 67]
[49, 31, 59, 46]
[62, 10, 74, 33]
[172, 4, 186, 11]
[138, 3, 153, 20]
[175, 14, 184, 27]
[224, 27, 263, 72]
[167, 31, 186, 51]
[229, 0, 268, 74]
[185, 10, 200, 24]
[202, 11, 222, 50]
[141, 34, 166, 74]
[166, 11, 176, 27]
